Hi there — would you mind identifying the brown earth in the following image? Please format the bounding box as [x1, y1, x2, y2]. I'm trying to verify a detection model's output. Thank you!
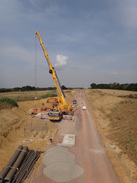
[0, 89, 137, 183]
[0, 93, 57, 171]
[0, 90, 76, 172]
[85, 89, 137, 183]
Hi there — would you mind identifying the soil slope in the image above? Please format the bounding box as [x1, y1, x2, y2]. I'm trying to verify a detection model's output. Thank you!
[0, 99, 56, 171]
[85, 89, 137, 183]
[0, 90, 75, 172]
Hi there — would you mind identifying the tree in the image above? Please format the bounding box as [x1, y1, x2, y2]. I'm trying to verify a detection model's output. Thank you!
[62, 85, 68, 90]
[90, 83, 97, 89]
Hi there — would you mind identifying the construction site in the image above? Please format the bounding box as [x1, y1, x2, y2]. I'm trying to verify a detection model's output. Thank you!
[0, 31, 137, 183]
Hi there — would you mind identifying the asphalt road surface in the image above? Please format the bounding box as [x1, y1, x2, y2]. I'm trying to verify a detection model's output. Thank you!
[27, 90, 121, 183]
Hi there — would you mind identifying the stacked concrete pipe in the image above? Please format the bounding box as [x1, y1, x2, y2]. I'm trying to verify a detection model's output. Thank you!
[0, 145, 28, 183]
[0, 145, 23, 183]
[4, 146, 28, 183]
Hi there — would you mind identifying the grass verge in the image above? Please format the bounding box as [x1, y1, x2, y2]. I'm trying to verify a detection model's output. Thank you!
[0, 97, 18, 110]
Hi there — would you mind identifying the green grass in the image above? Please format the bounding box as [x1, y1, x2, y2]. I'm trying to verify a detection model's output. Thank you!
[0, 90, 57, 102]
[40, 92, 57, 99]
[0, 97, 18, 109]
[0, 92, 57, 110]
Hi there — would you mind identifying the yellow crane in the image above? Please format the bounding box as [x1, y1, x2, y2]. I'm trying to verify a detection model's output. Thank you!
[35, 30, 73, 121]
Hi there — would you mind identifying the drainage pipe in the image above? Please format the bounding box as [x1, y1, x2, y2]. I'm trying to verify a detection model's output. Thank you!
[13, 150, 36, 183]
[4, 146, 28, 183]
[0, 145, 23, 182]
[12, 151, 41, 183]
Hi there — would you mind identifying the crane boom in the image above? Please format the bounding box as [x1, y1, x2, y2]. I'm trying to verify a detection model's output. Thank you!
[35, 30, 72, 114]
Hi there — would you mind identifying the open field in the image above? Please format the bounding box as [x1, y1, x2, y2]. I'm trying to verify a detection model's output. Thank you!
[0, 89, 137, 182]
[0, 90, 57, 102]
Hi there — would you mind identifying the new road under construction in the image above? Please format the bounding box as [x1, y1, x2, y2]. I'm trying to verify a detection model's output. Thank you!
[25, 90, 121, 183]
[0, 90, 121, 182]
[1, 31, 136, 182]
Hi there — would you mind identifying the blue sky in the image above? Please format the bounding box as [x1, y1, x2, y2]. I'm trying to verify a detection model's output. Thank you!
[0, 0, 137, 88]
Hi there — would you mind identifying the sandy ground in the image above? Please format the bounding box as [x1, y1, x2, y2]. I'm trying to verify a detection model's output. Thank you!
[0, 90, 75, 171]
[0, 98, 57, 172]
[0, 89, 137, 182]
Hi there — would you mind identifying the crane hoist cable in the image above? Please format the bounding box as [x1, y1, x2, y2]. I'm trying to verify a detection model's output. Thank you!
[32, 34, 38, 114]
[35, 33, 37, 93]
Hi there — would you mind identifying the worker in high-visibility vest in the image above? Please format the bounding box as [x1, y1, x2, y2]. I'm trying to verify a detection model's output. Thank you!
[32, 107, 37, 114]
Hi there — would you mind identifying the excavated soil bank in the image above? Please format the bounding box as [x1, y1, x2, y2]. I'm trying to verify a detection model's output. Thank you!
[0, 90, 75, 173]
[85, 89, 137, 183]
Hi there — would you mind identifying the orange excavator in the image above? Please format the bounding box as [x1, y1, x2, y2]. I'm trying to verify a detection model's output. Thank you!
[47, 98, 58, 103]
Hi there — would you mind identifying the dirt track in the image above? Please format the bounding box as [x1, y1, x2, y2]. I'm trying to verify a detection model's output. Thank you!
[25, 90, 121, 183]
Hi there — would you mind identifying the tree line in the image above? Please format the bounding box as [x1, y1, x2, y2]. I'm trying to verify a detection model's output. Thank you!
[90, 83, 137, 91]
[0, 85, 82, 93]
[0, 86, 56, 92]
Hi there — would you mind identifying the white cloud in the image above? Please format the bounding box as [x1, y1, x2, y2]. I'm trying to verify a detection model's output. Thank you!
[55, 54, 68, 70]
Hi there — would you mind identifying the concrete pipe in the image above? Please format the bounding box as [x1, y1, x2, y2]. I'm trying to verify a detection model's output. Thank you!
[4, 146, 28, 183]
[0, 145, 23, 182]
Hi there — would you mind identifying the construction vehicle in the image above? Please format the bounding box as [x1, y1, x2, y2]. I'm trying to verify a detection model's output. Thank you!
[35, 30, 73, 121]
[73, 100, 77, 104]
[47, 97, 58, 103]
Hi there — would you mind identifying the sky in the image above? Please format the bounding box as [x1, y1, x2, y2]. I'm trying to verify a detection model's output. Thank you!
[0, 0, 137, 88]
